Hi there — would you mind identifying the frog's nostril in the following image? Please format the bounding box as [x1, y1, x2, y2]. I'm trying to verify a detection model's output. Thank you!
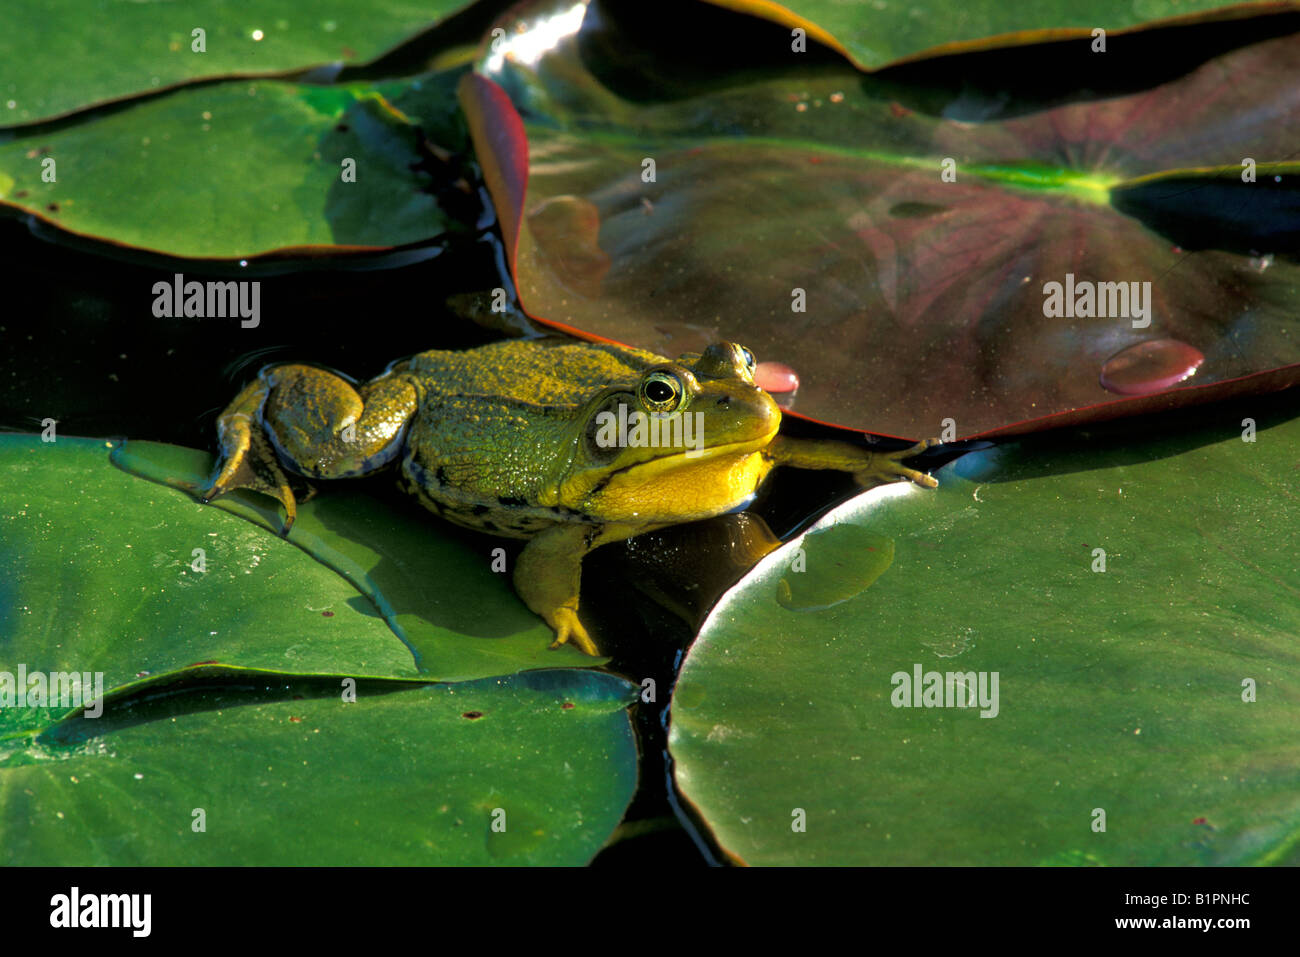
[716, 396, 731, 407]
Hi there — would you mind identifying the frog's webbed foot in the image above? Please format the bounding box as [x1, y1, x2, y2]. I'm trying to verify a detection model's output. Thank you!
[196, 380, 301, 533]
[853, 437, 940, 489]
[547, 607, 600, 656]
[764, 435, 939, 489]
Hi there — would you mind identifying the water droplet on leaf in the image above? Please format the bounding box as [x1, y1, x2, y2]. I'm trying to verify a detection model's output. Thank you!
[1099, 339, 1204, 396]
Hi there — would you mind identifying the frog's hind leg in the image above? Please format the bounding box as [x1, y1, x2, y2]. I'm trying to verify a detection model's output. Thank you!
[200, 366, 419, 533]
[198, 378, 302, 530]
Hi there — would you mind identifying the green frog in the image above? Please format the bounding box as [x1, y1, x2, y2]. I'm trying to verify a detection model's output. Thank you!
[202, 338, 937, 655]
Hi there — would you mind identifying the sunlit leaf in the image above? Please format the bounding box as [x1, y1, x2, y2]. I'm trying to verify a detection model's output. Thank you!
[670, 403, 1300, 864]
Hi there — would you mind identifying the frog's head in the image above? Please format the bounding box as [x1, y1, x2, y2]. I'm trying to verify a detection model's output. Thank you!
[546, 342, 782, 523]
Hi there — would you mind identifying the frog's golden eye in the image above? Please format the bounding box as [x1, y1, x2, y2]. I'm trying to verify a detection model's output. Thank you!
[639, 370, 683, 413]
[738, 346, 756, 373]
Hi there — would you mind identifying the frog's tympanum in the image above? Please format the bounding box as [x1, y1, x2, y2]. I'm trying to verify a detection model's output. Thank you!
[203, 339, 937, 655]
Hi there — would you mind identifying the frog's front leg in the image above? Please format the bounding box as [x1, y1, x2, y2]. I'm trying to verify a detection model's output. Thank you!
[513, 522, 644, 656]
[201, 365, 419, 532]
[763, 436, 939, 488]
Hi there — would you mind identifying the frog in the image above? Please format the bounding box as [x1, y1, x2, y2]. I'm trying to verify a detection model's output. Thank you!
[200, 338, 937, 655]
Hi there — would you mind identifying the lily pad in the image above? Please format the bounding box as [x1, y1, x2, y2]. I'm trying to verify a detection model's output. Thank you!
[707, 0, 1278, 71]
[0, 0, 471, 125]
[1, 668, 637, 865]
[466, 4, 1300, 437]
[0, 434, 416, 731]
[0, 434, 599, 734]
[0, 71, 474, 259]
[112, 440, 601, 679]
[670, 404, 1300, 865]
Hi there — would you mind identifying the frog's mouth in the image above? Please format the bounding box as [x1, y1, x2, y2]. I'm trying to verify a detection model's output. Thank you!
[613, 426, 776, 472]
[577, 428, 780, 523]
[679, 431, 779, 461]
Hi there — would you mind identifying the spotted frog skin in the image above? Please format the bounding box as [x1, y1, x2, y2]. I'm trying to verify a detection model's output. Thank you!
[202, 338, 937, 654]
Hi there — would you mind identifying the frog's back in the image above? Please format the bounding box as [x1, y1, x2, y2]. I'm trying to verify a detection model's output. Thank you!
[401, 338, 663, 405]
[393, 338, 665, 538]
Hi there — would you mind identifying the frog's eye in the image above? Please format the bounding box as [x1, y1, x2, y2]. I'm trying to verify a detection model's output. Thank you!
[738, 345, 756, 373]
[639, 371, 684, 414]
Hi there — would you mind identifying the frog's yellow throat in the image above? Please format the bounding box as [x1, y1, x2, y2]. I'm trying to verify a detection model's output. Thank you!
[571, 431, 778, 525]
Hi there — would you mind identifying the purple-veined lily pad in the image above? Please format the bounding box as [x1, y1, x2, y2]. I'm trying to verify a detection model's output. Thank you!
[462, 1, 1300, 438]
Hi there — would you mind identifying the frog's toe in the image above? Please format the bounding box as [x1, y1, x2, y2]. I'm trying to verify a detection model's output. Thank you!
[877, 465, 939, 489]
[200, 473, 299, 534]
[547, 607, 601, 656]
[897, 437, 940, 457]
[200, 414, 300, 533]
[855, 438, 940, 489]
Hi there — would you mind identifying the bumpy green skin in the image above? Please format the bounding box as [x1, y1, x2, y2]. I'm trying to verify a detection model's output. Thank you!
[202, 337, 936, 654]
[395, 339, 699, 537]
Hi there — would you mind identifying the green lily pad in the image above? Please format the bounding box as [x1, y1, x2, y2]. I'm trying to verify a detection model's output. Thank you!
[467, 5, 1300, 437]
[0, 0, 471, 125]
[112, 440, 601, 680]
[0, 72, 473, 259]
[2, 668, 637, 865]
[0, 434, 416, 730]
[708, 0, 1273, 71]
[670, 406, 1300, 865]
[0, 434, 599, 732]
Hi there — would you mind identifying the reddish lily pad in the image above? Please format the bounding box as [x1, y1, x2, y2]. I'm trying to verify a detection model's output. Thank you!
[464, 4, 1300, 438]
